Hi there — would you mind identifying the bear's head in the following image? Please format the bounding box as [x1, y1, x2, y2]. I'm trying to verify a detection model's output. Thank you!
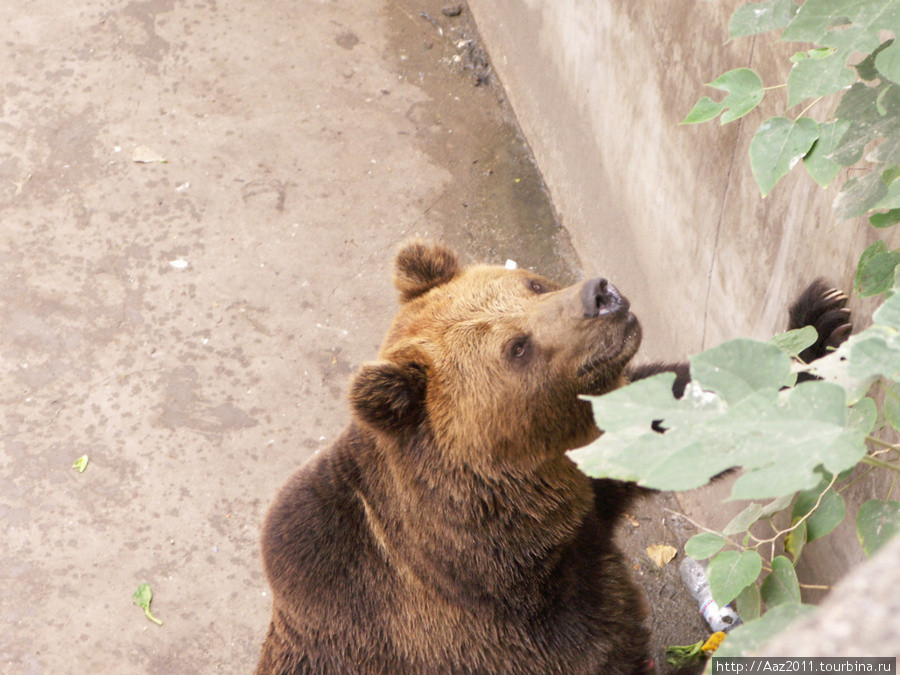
[350, 240, 641, 470]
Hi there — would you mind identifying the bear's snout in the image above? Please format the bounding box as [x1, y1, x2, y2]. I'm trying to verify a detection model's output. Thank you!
[581, 277, 630, 318]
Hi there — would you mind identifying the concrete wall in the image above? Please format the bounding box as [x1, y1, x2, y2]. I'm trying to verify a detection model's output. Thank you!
[466, 0, 899, 615]
[466, 0, 893, 362]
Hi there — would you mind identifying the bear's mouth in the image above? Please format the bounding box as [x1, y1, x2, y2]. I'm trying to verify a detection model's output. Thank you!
[577, 312, 641, 377]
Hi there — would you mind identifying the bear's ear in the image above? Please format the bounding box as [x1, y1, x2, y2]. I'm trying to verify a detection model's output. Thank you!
[393, 239, 461, 303]
[350, 360, 427, 434]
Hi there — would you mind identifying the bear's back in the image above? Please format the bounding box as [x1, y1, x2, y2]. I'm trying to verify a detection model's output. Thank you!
[257, 428, 650, 675]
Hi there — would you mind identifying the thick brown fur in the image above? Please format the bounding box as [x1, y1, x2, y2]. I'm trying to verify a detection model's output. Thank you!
[255, 241, 851, 675]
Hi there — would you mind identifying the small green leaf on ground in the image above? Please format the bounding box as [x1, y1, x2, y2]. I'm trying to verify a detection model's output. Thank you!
[685, 532, 726, 560]
[750, 116, 820, 196]
[73, 455, 89, 473]
[857, 499, 900, 557]
[665, 640, 705, 668]
[760, 555, 801, 607]
[707, 550, 763, 607]
[132, 583, 163, 626]
[666, 640, 706, 669]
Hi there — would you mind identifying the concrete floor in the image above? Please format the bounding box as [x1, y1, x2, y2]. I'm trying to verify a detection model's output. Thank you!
[0, 1, 704, 673]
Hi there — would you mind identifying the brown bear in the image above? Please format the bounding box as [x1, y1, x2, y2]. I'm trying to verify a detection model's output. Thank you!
[254, 241, 850, 675]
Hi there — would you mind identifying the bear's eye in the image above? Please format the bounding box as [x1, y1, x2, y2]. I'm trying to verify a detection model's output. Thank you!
[526, 279, 547, 294]
[505, 337, 532, 362]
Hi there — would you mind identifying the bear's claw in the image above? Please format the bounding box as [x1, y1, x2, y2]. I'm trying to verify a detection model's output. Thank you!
[788, 278, 852, 364]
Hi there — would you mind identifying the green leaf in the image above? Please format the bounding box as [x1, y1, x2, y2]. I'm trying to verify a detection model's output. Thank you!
[723, 503, 765, 535]
[73, 455, 89, 473]
[873, 167, 900, 210]
[770, 326, 818, 358]
[729, 0, 799, 38]
[684, 68, 765, 125]
[883, 166, 900, 186]
[847, 327, 900, 380]
[849, 396, 878, 434]
[666, 641, 705, 668]
[685, 532, 727, 560]
[787, 51, 856, 108]
[781, 0, 844, 42]
[805, 345, 877, 405]
[683, 97, 726, 125]
[803, 120, 851, 187]
[830, 82, 900, 172]
[873, 288, 900, 328]
[835, 81, 890, 127]
[792, 484, 847, 542]
[877, 40, 900, 84]
[750, 117, 820, 196]
[870, 209, 900, 228]
[574, 343, 867, 500]
[735, 582, 762, 622]
[857, 40, 896, 81]
[691, 338, 791, 404]
[713, 603, 816, 658]
[883, 384, 900, 432]
[761, 492, 795, 517]
[579, 372, 685, 434]
[855, 249, 900, 297]
[707, 550, 763, 607]
[857, 499, 900, 557]
[819, 3, 900, 56]
[855, 240, 889, 292]
[728, 383, 867, 500]
[132, 582, 163, 626]
[715, 69, 766, 124]
[785, 517, 807, 562]
[761, 555, 801, 607]
[834, 172, 888, 220]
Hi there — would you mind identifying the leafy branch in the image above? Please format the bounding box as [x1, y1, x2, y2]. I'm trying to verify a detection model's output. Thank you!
[580, 0, 900, 658]
[570, 290, 900, 654]
[684, 0, 900, 297]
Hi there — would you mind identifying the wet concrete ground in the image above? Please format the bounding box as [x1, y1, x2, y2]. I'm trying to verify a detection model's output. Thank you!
[1, 1, 704, 672]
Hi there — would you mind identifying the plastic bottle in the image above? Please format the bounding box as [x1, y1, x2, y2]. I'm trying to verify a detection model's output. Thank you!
[679, 557, 743, 633]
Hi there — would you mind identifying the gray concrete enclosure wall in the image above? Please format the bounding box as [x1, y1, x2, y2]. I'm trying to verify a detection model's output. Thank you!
[465, 0, 900, 619]
[467, 0, 894, 362]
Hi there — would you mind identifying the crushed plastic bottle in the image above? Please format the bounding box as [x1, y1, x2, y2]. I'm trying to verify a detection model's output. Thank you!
[679, 557, 743, 633]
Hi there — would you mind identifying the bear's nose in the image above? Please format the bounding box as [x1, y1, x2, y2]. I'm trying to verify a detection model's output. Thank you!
[581, 277, 629, 318]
